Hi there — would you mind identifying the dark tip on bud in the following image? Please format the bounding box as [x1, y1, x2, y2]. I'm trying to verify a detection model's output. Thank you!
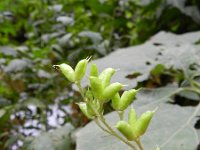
[52, 65, 60, 70]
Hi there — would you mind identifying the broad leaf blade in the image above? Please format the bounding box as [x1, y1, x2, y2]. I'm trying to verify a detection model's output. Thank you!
[80, 31, 200, 88]
[24, 124, 74, 150]
[76, 88, 199, 150]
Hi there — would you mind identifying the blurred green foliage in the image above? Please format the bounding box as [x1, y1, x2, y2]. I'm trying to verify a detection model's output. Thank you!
[0, 0, 200, 149]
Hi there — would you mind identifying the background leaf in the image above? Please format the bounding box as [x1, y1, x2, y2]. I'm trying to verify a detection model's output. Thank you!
[24, 123, 74, 150]
[81, 31, 200, 88]
[76, 87, 200, 150]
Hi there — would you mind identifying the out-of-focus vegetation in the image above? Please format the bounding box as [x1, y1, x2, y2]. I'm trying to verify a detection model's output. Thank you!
[0, 0, 200, 149]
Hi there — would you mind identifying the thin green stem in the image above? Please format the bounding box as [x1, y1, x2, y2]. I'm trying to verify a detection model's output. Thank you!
[98, 113, 137, 150]
[135, 139, 143, 150]
[183, 87, 200, 93]
[89, 101, 137, 149]
[193, 81, 200, 88]
[187, 78, 200, 95]
[117, 111, 124, 120]
[170, 87, 200, 97]
[94, 118, 111, 134]
[76, 81, 85, 100]
[76, 82, 138, 150]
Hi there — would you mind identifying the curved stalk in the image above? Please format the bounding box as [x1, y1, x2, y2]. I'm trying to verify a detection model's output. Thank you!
[135, 139, 143, 150]
[76, 81, 85, 99]
[117, 111, 124, 120]
[94, 118, 111, 134]
[97, 113, 137, 150]
[76, 82, 138, 150]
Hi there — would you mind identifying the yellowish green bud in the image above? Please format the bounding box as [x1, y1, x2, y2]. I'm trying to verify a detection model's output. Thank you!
[102, 82, 123, 101]
[99, 68, 116, 88]
[111, 93, 121, 110]
[89, 76, 103, 100]
[90, 63, 99, 77]
[77, 102, 94, 119]
[119, 89, 137, 110]
[55, 63, 75, 82]
[85, 89, 93, 101]
[91, 99, 102, 113]
[111, 89, 138, 111]
[116, 121, 137, 141]
[74, 58, 89, 81]
[156, 145, 160, 150]
[128, 108, 137, 126]
[86, 103, 95, 116]
[135, 110, 155, 137]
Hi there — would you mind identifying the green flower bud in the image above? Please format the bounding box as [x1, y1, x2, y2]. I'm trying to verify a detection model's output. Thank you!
[77, 102, 94, 119]
[90, 63, 99, 77]
[128, 108, 137, 126]
[99, 68, 116, 88]
[91, 99, 102, 113]
[85, 89, 103, 113]
[55, 63, 75, 82]
[86, 103, 95, 116]
[111, 93, 121, 110]
[75, 58, 89, 81]
[89, 76, 103, 100]
[111, 89, 138, 111]
[85, 89, 93, 101]
[119, 89, 137, 110]
[116, 121, 137, 141]
[156, 145, 160, 150]
[134, 110, 155, 137]
[102, 82, 123, 102]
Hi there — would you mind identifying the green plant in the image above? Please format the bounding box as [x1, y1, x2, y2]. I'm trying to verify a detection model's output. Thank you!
[74, 38, 200, 149]
[1, 0, 200, 149]
[54, 58, 158, 150]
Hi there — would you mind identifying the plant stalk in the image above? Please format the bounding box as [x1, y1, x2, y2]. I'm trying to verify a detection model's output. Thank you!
[94, 118, 111, 134]
[97, 113, 137, 150]
[76, 82, 138, 150]
[117, 111, 124, 120]
[135, 139, 143, 150]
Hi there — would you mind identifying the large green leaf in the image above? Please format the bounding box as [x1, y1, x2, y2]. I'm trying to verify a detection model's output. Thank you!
[76, 87, 200, 150]
[24, 124, 74, 150]
[80, 31, 200, 88]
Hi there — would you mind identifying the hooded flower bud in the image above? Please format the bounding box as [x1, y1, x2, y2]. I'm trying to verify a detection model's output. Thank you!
[90, 63, 99, 77]
[111, 89, 138, 111]
[89, 76, 103, 100]
[55, 63, 75, 82]
[116, 121, 137, 141]
[128, 108, 137, 126]
[118, 89, 137, 110]
[111, 93, 121, 110]
[74, 58, 89, 81]
[134, 110, 156, 137]
[99, 68, 116, 88]
[77, 102, 95, 119]
[85, 89, 93, 101]
[102, 82, 123, 102]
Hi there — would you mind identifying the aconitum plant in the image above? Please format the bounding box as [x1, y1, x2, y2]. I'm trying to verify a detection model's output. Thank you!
[54, 57, 156, 150]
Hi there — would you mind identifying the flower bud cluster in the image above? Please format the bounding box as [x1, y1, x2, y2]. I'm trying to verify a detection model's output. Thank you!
[54, 57, 156, 144]
[116, 108, 156, 141]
